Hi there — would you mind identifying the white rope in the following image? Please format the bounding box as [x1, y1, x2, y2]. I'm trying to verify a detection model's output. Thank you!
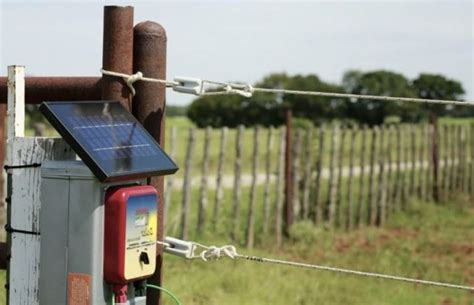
[101, 69, 178, 96]
[161, 238, 474, 292]
[198, 245, 238, 261]
[100, 69, 474, 106]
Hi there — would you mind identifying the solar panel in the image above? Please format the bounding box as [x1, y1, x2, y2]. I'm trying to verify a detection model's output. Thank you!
[39, 101, 178, 182]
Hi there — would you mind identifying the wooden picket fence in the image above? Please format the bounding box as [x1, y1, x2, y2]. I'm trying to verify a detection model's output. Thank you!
[163, 123, 474, 246]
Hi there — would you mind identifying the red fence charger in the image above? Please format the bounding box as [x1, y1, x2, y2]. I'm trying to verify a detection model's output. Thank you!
[104, 185, 159, 302]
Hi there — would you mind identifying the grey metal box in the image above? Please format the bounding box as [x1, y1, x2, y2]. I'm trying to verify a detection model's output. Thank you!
[39, 160, 146, 305]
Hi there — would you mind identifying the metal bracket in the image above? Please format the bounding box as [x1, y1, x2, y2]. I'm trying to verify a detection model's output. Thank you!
[163, 236, 197, 259]
[172, 77, 204, 96]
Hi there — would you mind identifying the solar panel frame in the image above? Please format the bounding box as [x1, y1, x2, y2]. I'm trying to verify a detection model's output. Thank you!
[39, 101, 179, 182]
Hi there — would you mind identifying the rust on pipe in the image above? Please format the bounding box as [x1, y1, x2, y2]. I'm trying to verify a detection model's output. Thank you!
[0, 77, 101, 104]
[133, 21, 167, 305]
[102, 6, 134, 110]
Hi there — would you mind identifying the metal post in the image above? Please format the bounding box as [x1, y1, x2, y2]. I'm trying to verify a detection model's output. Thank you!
[102, 5, 134, 110]
[0, 77, 101, 104]
[133, 21, 167, 305]
[284, 109, 293, 236]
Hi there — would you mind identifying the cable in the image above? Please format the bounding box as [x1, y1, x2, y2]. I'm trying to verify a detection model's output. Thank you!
[161, 238, 474, 292]
[146, 284, 183, 305]
[235, 254, 474, 292]
[109, 284, 182, 305]
[251, 87, 472, 106]
[100, 69, 474, 107]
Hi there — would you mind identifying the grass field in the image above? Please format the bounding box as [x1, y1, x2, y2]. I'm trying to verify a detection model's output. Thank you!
[0, 199, 472, 304]
[162, 199, 474, 305]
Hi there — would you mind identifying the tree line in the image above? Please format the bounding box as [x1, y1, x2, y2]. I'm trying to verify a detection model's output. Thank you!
[187, 70, 470, 127]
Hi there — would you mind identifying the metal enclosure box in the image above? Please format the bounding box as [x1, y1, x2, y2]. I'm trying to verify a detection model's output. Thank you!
[39, 160, 146, 305]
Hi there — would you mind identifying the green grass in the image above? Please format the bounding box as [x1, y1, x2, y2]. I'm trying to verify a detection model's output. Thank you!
[0, 200, 471, 305]
[162, 200, 474, 305]
[439, 117, 474, 125]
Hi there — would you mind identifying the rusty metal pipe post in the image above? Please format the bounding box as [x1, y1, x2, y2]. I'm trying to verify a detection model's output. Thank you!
[0, 77, 101, 104]
[133, 21, 168, 305]
[102, 5, 134, 110]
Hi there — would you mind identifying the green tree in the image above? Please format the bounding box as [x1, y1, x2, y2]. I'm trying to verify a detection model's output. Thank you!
[412, 73, 465, 118]
[277, 74, 344, 124]
[342, 70, 419, 125]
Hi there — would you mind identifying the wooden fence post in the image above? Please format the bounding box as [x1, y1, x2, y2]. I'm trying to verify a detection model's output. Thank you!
[275, 127, 286, 247]
[357, 125, 368, 227]
[456, 125, 463, 190]
[426, 124, 434, 201]
[197, 127, 211, 233]
[327, 125, 339, 229]
[346, 125, 357, 230]
[314, 126, 326, 226]
[246, 127, 260, 248]
[377, 125, 386, 226]
[231, 125, 244, 242]
[442, 125, 450, 201]
[0, 104, 5, 244]
[402, 125, 410, 208]
[212, 127, 228, 229]
[292, 129, 303, 219]
[385, 125, 393, 216]
[284, 110, 294, 235]
[431, 121, 440, 202]
[164, 127, 177, 233]
[302, 128, 313, 220]
[419, 125, 426, 200]
[409, 125, 417, 197]
[394, 124, 402, 210]
[263, 127, 274, 233]
[335, 127, 346, 227]
[449, 124, 457, 194]
[368, 126, 378, 226]
[180, 128, 195, 240]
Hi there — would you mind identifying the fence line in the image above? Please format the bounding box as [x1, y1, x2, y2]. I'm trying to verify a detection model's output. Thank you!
[167, 122, 473, 245]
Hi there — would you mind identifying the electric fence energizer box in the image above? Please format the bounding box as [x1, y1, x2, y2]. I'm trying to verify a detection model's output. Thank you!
[38, 101, 178, 305]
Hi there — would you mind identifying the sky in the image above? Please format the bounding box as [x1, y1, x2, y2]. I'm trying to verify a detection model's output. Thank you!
[1, 0, 473, 106]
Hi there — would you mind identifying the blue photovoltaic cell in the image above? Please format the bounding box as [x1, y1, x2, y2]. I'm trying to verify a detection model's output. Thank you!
[39, 101, 178, 182]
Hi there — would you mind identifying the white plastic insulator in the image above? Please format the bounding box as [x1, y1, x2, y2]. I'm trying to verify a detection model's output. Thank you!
[173, 77, 204, 95]
[163, 236, 197, 259]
